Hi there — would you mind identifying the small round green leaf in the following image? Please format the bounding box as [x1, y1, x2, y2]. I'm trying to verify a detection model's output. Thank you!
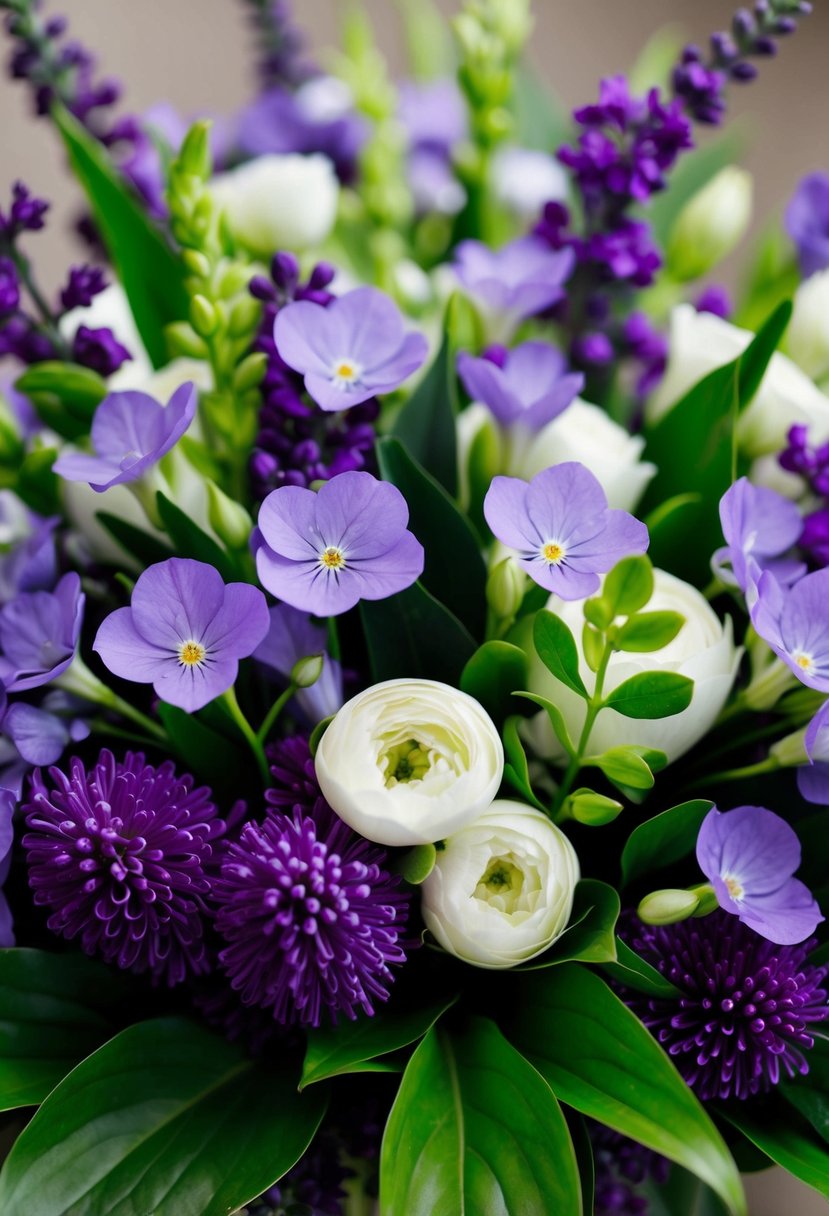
[533, 610, 588, 698]
[604, 671, 694, 719]
[586, 745, 657, 790]
[614, 611, 686, 653]
[603, 556, 654, 617]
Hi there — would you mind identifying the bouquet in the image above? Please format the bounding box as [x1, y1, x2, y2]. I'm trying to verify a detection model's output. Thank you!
[0, 0, 826, 1212]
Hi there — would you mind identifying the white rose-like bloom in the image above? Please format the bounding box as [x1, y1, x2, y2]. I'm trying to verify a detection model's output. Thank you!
[524, 569, 741, 765]
[785, 268, 829, 383]
[315, 678, 503, 847]
[421, 800, 579, 969]
[209, 153, 339, 255]
[647, 304, 829, 457]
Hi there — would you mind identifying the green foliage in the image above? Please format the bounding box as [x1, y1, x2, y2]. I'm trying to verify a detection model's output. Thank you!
[397, 843, 438, 885]
[361, 582, 476, 685]
[601, 938, 682, 999]
[14, 361, 106, 439]
[566, 787, 624, 826]
[501, 713, 548, 811]
[460, 640, 527, 726]
[533, 609, 588, 698]
[721, 1099, 829, 1200]
[603, 555, 655, 618]
[518, 879, 619, 969]
[157, 702, 246, 800]
[621, 799, 714, 887]
[156, 491, 241, 581]
[604, 671, 694, 719]
[586, 745, 666, 791]
[614, 610, 686, 653]
[96, 512, 174, 569]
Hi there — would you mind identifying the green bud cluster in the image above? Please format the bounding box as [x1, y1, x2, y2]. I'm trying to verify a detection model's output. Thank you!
[453, 0, 531, 156]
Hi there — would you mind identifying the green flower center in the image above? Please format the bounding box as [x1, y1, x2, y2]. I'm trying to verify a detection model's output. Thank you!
[383, 738, 431, 786]
[475, 854, 526, 913]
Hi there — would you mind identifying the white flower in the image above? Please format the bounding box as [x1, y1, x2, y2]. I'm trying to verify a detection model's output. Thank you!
[785, 268, 829, 383]
[490, 146, 568, 219]
[420, 800, 579, 968]
[647, 304, 829, 457]
[59, 283, 152, 388]
[314, 678, 503, 847]
[524, 568, 741, 765]
[667, 167, 752, 281]
[209, 153, 339, 255]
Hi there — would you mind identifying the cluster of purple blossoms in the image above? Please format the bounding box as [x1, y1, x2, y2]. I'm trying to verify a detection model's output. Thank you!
[786, 172, 829, 278]
[779, 425, 829, 568]
[240, 0, 314, 93]
[590, 1124, 670, 1216]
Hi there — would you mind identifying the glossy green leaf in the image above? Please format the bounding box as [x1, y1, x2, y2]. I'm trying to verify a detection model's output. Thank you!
[533, 609, 588, 698]
[583, 621, 605, 672]
[309, 714, 333, 757]
[781, 1035, 829, 1144]
[501, 713, 547, 811]
[520, 880, 619, 969]
[0, 1017, 326, 1216]
[17, 446, 60, 516]
[360, 581, 476, 685]
[398, 843, 438, 885]
[377, 437, 487, 637]
[601, 938, 682, 999]
[603, 556, 654, 618]
[156, 492, 239, 581]
[380, 1018, 582, 1216]
[586, 745, 657, 790]
[510, 965, 745, 1215]
[604, 671, 694, 719]
[514, 691, 575, 757]
[96, 512, 174, 569]
[621, 799, 714, 887]
[54, 106, 189, 369]
[302, 992, 455, 1089]
[615, 611, 686, 653]
[721, 1099, 829, 1199]
[0, 949, 126, 1112]
[157, 703, 246, 799]
[461, 640, 527, 726]
[567, 788, 624, 826]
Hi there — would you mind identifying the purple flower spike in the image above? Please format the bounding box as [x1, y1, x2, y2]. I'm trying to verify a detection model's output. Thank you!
[785, 172, 829, 278]
[454, 236, 574, 324]
[0, 572, 84, 692]
[697, 805, 823, 945]
[713, 477, 805, 593]
[751, 567, 829, 692]
[483, 462, 648, 599]
[798, 700, 829, 805]
[53, 382, 197, 492]
[93, 558, 270, 713]
[255, 471, 424, 616]
[254, 603, 344, 723]
[274, 287, 428, 411]
[456, 342, 584, 432]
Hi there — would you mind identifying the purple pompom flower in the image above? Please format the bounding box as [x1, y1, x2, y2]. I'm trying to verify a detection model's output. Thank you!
[712, 476, 805, 593]
[255, 471, 424, 616]
[266, 733, 322, 817]
[71, 325, 132, 378]
[93, 558, 270, 713]
[254, 603, 344, 723]
[785, 172, 829, 278]
[0, 572, 84, 692]
[456, 342, 584, 432]
[23, 749, 223, 984]
[454, 236, 574, 330]
[213, 799, 410, 1027]
[483, 462, 648, 599]
[696, 805, 823, 945]
[274, 287, 428, 411]
[53, 382, 197, 492]
[0, 789, 15, 947]
[623, 911, 829, 1101]
[751, 567, 829, 691]
[798, 700, 829, 805]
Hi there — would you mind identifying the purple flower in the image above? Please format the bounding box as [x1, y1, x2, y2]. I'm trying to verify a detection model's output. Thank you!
[93, 558, 270, 713]
[53, 382, 197, 492]
[779, 423, 829, 499]
[695, 283, 733, 319]
[59, 264, 108, 311]
[622, 911, 829, 1101]
[483, 462, 648, 599]
[255, 471, 424, 616]
[0, 258, 20, 316]
[456, 342, 583, 431]
[254, 603, 344, 723]
[407, 147, 466, 216]
[0, 572, 84, 692]
[266, 733, 322, 817]
[785, 172, 829, 278]
[696, 805, 823, 945]
[0, 788, 14, 947]
[23, 749, 223, 984]
[71, 325, 132, 378]
[713, 477, 805, 593]
[800, 509, 829, 568]
[0, 515, 59, 602]
[397, 78, 468, 156]
[237, 85, 366, 183]
[751, 567, 829, 692]
[3, 698, 89, 770]
[798, 700, 829, 805]
[274, 287, 428, 411]
[0, 181, 49, 237]
[213, 799, 410, 1026]
[454, 236, 574, 326]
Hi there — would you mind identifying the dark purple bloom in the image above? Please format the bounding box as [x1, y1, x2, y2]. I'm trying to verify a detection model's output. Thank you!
[254, 603, 344, 723]
[71, 325, 132, 378]
[249, 1128, 351, 1216]
[590, 1124, 669, 1216]
[456, 342, 583, 431]
[751, 567, 829, 692]
[582, 219, 663, 287]
[213, 799, 410, 1026]
[454, 237, 574, 327]
[713, 476, 805, 593]
[0, 572, 84, 693]
[0, 182, 49, 238]
[483, 462, 648, 599]
[59, 265, 108, 312]
[0, 788, 14, 947]
[274, 287, 428, 411]
[255, 471, 424, 616]
[799, 509, 829, 568]
[695, 283, 733, 318]
[785, 172, 829, 278]
[798, 700, 829, 804]
[93, 558, 270, 713]
[622, 911, 829, 1101]
[266, 733, 321, 817]
[53, 382, 198, 492]
[671, 49, 727, 124]
[696, 805, 822, 944]
[0, 258, 20, 316]
[779, 423, 829, 499]
[23, 749, 223, 985]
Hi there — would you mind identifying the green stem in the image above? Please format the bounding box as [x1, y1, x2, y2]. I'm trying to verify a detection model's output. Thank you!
[256, 683, 296, 747]
[221, 687, 270, 784]
[688, 756, 780, 790]
[56, 655, 167, 742]
[551, 640, 613, 821]
[9, 246, 71, 356]
[87, 718, 162, 750]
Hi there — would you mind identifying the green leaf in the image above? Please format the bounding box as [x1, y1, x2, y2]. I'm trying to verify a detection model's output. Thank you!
[604, 556, 654, 618]
[0, 949, 126, 1112]
[309, 714, 333, 757]
[520, 880, 619, 969]
[96, 512, 174, 569]
[377, 436, 486, 636]
[360, 581, 476, 685]
[615, 611, 686, 653]
[604, 671, 694, 719]
[15, 362, 107, 439]
[157, 703, 246, 799]
[601, 938, 682, 999]
[53, 106, 189, 369]
[380, 1018, 583, 1215]
[511, 64, 570, 152]
[510, 965, 746, 1215]
[621, 799, 714, 887]
[397, 843, 437, 885]
[0, 1017, 326, 1216]
[720, 1099, 829, 1200]
[461, 640, 527, 727]
[302, 993, 455, 1089]
[17, 446, 60, 516]
[586, 745, 657, 790]
[533, 609, 588, 698]
[566, 788, 624, 826]
[514, 692, 575, 757]
[156, 492, 239, 581]
[501, 713, 548, 811]
[583, 621, 605, 672]
[781, 1035, 829, 1144]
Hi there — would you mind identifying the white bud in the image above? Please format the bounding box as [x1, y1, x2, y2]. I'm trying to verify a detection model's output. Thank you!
[667, 167, 753, 281]
[786, 268, 829, 383]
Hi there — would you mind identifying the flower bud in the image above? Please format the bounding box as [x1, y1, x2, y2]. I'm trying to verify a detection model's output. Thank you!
[638, 888, 700, 925]
[566, 788, 623, 826]
[291, 652, 325, 689]
[486, 556, 525, 621]
[205, 479, 252, 550]
[785, 268, 829, 382]
[667, 167, 753, 281]
[190, 294, 218, 340]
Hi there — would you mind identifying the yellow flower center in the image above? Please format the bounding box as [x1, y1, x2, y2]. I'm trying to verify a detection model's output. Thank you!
[724, 874, 744, 901]
[320, 546, 346, 570]
[332, 358, 361, 387]
[793, 651, 814, 673]
[541, 541, 565, 565]
[178, 639, 206, 667]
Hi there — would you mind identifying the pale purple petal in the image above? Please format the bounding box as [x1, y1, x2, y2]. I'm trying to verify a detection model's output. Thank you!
[152, 653, 240, 713]
[0, 787, 13, 862]
[254, 604, 327, 679]
[525, 462, 607, 546]
[798, 762, 829, 804]
[737, 878, 824, 946]
[130, 558, 226, 648]
[200, 582, 270, 658]
[0, 573, 83, 691]
[457, 353, 520, 424]
[340, 530, 425, 602]
[483, 476, 537, 549]
[303, 372, 372, 411]
[257, 547, 360, 615]
[329, 287, 406, 365]
[93, 606, 173, 682]
[360, 330, 429, 390]
[315, 472, 411, 558]
[258, 485, 322, 562]
[522, 558, 599, 600]
[274, 300, 338, 377]
[568, 508, 649, 568]
[4, 702, 71, 766]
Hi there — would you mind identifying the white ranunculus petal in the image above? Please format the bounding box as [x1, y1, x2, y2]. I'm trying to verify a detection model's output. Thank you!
[209, 153, 339, 255]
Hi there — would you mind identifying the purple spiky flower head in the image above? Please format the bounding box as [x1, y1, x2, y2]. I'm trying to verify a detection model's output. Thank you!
[213, 799, 410, 1027]
[23, 749, 224, 985]
[623, 910, 829, 1101]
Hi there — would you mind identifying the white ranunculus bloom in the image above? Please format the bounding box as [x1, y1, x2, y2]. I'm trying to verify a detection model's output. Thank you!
[209, 153, 339, 255]
[59, 283, 152, 387]
[314, 678, 503, 847]
[647, 304, 829, 457]
[785, 268, 829, 383]
[524, 569, 741, 765]
[667, 167, 752, 281]
[420, 800, 579, 968]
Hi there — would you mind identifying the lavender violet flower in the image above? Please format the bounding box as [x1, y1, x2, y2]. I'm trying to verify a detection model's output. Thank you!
[456, 342, 584, 432]
[0, 572, 83, 692]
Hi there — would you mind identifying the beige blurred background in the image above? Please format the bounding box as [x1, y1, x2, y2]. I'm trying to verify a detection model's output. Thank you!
[0, 1, 828, 1211]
